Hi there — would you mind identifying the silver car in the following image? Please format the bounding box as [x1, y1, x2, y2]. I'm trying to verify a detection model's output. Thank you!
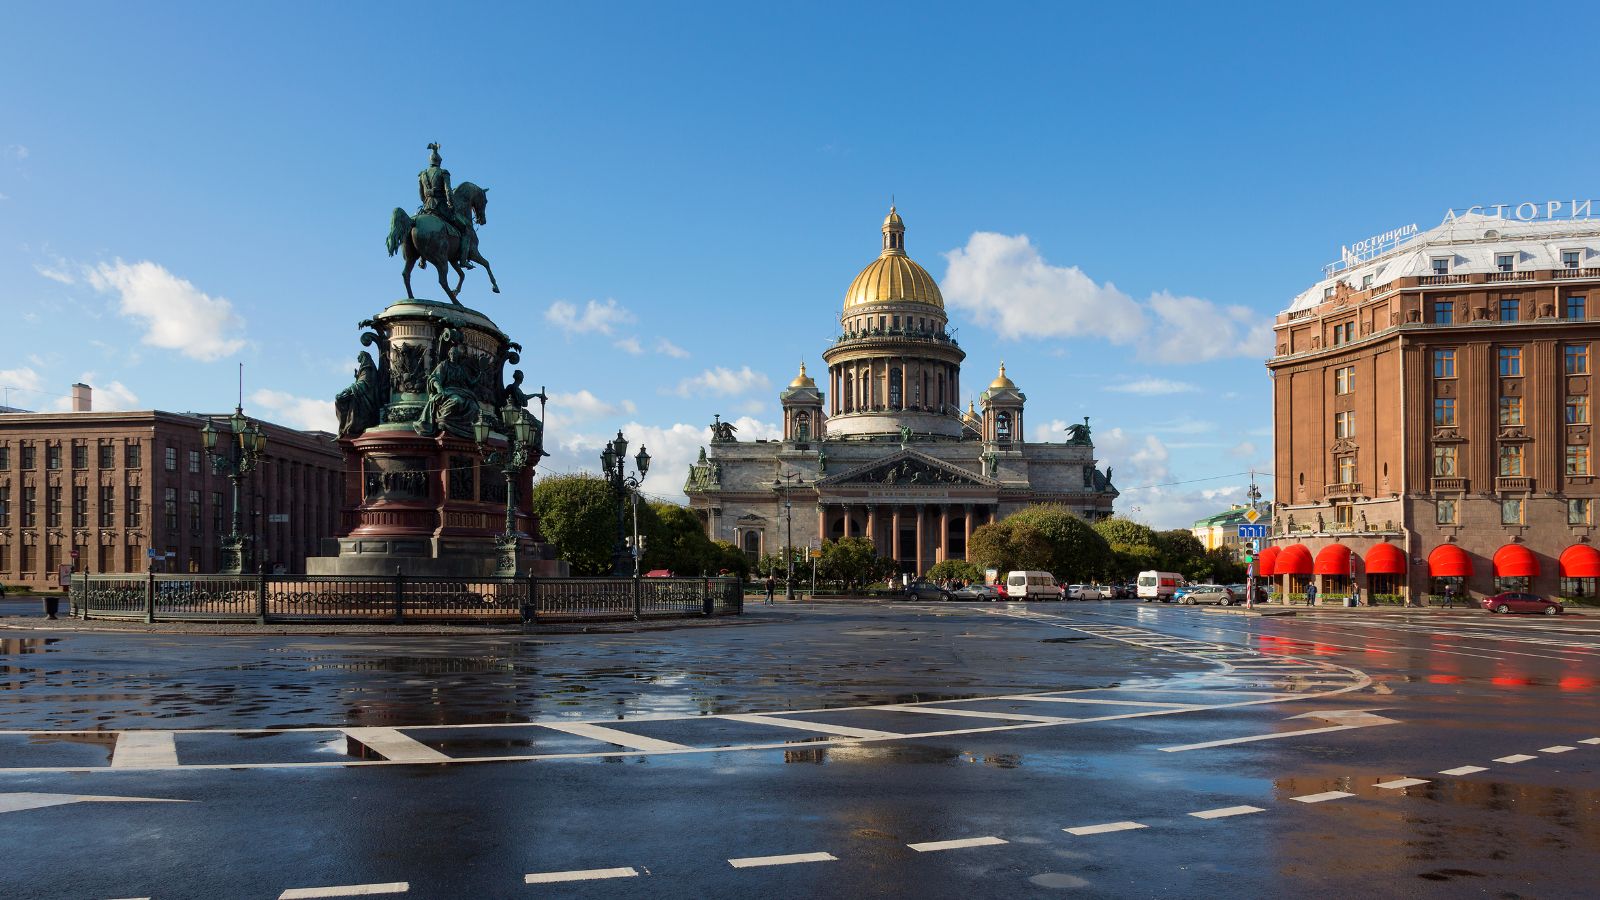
[952, 584, 1002, 602]
[1179, 584, 1235, 606]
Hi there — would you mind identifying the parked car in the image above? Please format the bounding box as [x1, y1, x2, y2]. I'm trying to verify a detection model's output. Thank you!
[905, 580, 955, 601]
[1225, 583, 1266, 605]
[1481, 591, 1563, 615]
[1171, 585, 1193, 603]
[1005, 570, 1062, 600]
[1180, 584, 1235, 606]
[1066, 584, 1102, 600]
[952, 583, 1002, 602]
[1137, 571, 1182, 602]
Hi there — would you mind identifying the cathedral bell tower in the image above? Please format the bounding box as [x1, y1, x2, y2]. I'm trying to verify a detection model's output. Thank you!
[781, 362, 825, 445]
[979, 363, 1025, 447]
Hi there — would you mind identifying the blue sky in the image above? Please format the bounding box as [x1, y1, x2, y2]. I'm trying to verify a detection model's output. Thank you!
[6, 1, 1600, 527]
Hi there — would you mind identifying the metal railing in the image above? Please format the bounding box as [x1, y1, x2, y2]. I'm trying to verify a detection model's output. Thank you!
[72, 573, 743, 625]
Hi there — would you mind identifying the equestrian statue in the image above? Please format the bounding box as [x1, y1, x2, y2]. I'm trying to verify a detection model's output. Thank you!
[386, 143, 501, 304]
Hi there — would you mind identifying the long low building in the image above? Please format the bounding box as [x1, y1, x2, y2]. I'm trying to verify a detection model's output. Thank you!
[1265, 209, 1600, 603]
[0, 384, 343, 590]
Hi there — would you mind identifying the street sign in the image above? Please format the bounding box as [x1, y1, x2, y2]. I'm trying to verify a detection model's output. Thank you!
[69, 549, 79, 559]
[147, 549, 157, 559]
[267, 513, 289, 524]
[1237, 524, 1269, 539]
[810, 549, 822, 559]
[1243, 507, 1260, 524]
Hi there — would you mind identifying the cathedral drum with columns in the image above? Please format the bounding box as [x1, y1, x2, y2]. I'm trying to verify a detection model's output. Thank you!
[685, 208, 1118, 574]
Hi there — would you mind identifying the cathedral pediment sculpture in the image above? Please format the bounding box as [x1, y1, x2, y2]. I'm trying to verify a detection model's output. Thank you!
[827, 453, 989, 487]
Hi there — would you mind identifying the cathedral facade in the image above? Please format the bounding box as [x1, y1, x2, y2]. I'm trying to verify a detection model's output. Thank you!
[685, 208, 1117, 573]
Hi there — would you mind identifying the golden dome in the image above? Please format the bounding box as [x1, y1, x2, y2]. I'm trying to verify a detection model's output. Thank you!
[843, 206, 945, 310]
[989, 362, 1016, 390]
[788, 361, 816, 388]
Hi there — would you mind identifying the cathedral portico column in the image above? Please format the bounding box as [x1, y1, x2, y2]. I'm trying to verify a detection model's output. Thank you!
[963, 503, 972, 556]
[843, 504, 853, 538]
[817, 503, 826, 545]
[938, 506, 949, 563]
[914, 506, 925, 574]
[866, 505, 877, 554]
[891, 507, 901, 565]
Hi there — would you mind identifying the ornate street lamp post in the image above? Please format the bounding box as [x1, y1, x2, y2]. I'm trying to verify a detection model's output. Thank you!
[200, 406, 267, 575]
[600, 430, 650, 576]
[773, 472, 802, 602]
[474, 404, 546, 577]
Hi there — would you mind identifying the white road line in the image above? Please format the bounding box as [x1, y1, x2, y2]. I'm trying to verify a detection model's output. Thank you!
[1160, 724, 1366, 752]
[1189, 805, 1264, 819]
[523, 867, 639, 884]
[341, 728, 451, 763]
[1374, 778, 1430, 789]
[1493, 754, 1536, 764]
[1440, 765, 1489, 776]
[720, 714, 901, 740]
[728, 851, 837, 868]
[1000, 696, 1200, 709]
[537, 722, 690, 752]
[278, 883, 409, 899]
[1540, 746, 1576, 753]
[907, 836, 1008, 852]
[1292, 791, 1355, 803]
[1064, 821, 1147, 836]
[881, 706, 1074, 724]
[111, 732, 178, 768]
[1582, 738, 1600, 745]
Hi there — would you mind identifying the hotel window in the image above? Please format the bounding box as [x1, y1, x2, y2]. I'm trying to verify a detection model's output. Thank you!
[1499, 299, 1519, 321]
[1437, 499, 1457, 525]
[1567, 296, 1587, 320]
[1502, 498, 1525, 525]
[72, 485, 87, 528]
[1334, 411, 1355, 438]
[1434, 397, 1457, 427]
[127, 486, 142, 528]
[1570, 498, 1592, 525]
[0, 486, 8, 527]
[125, 443, 141, 468]
[71, 444, 87, 469]
[1433, 349, 1456, 378]
[1334, 504, 1354, 527]
[1569, 395, 1590, 425]
[1569, 445, 1592, 476]
[1563, 249, 1582, 269]
[1567, 343, 1590, 375]
[1432, 300, 1453, 324]
[99, 485, 115, 527]
[212, 491, 224, 534]
[1433, 445, 1457, 477]
[46, 446, 61, 470]
[1431, 257, 1450, 275]
[1498, 346, 1522, 376]
[20, 544, 32, 573]
[188, 450, 201, 474]
[1499, 395, 1523, 426]
[1331, 322, 1354, 345]
[46, 486, 61, 527]
[22, 444, 36, 470]
[1496, 253, 1515, 272]
[1323, 286, 1335, 299]
[22, 487, 36, 527]
[1361, 274, 1374, 290]
[164, 447, 176, 472]
[1337, 456, 1356, 484]
[164, 488, 178, 531]
[1334, 365, 1354, 395]
[98, 443, 114, 469]
[188, 490, 202, 537]
[0, 447, 7, 469]
[1499, 444, 1525, 476]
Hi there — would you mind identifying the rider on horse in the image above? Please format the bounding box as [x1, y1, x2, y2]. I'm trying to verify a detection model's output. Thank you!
[418, 143, 475, 270]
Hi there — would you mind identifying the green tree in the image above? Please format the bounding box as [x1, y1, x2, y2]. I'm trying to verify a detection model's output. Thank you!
[641, 501, 720, 575]
[1093, 517, 1161, 580]
[1154, 529, 1207, 576]
[1006, 504, 1112, 581]
[709, 540, 750, 579]
[967, 521, 1015, 572]
[819, 537, 889, 590]
[926, 559, 984, 585]
[528, 474, 619, 575]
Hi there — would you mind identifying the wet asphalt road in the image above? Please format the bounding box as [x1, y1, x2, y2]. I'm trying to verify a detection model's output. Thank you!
[2, 601, 1598, 899]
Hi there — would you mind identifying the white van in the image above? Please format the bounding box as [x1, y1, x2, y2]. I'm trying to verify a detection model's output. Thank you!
[1005, 571, 1061, 600]
[1136, 571, 1182, 601]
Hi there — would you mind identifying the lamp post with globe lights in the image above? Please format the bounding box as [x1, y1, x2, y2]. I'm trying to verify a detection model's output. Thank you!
[474, 404, 546, 577]
[600, 430, 651, 576]
[200, 406, 267, 575]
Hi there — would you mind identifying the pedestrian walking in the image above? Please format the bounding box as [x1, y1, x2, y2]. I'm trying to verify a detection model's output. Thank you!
[1442, 583, 1456, 608]
[1348, 585, 1362, 607]
[764, 574, 775, 605]
[1304, 582, 1318, 607]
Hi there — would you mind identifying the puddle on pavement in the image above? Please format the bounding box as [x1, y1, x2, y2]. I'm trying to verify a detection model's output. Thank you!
[0, 638, 61, 655]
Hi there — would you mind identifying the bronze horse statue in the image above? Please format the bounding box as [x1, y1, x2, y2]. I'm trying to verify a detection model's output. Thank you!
[386, 181, 500, 304]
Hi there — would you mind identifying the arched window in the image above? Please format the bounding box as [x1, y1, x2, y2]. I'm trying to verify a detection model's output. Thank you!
[795, 411, 811, 442]
[845, 372, 855, 412]
[996, 411, 1012, 443]
[889, 368, 902, 409]
[742, 531, 760, 563]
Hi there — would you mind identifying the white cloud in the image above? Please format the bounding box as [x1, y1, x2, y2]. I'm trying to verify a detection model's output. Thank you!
[50, 374, 140, 412]
[6, 145, 27, 161]
[544, 299, 635, 336]
[673, 366, 771, 398]
[1092, 426, 1254, 529]
[0, 367, 45, 402]
[655, 337, 690, 359]
[1229, 441, 1256, 460]
[34, 263, 74, 284]
[249, 389, 337, 433]
[545, 390, 635, 431]
[1107, 378, 1200, 396]
[613, 336, 644, 355]
[86, 260, 246, 362]
[942, 232, 1273, 362]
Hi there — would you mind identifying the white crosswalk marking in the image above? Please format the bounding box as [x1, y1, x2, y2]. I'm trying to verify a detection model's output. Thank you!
[524, 867, 639, 884]
[1374, 778, 1429, 789]
[1440, 765, 1489, 776]
[278, 883, 408, 898]
[536, 722, 689, 752]
[111, 732, 178, 768]
[720, 714, 901, 740]
[728, 852, 836, 868]
[1064, 821, 1147, 836]
[1493, 754, 1536, 764]
[342, 728, 451, 763]
[1292, 791, 1354, 803]
[907, 836, 1007, 852]
[1189, 805, 1264, 819]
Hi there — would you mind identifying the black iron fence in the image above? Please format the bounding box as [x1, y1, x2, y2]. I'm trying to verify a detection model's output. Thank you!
[72, 573, 743, 625]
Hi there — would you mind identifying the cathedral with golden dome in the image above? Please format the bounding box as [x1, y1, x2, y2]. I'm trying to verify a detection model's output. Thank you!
[685, 208, 1117, 573]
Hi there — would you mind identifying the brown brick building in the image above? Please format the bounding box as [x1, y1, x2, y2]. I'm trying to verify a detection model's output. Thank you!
[0, 385, 343, 590]
[1266, 212, 1600, 603]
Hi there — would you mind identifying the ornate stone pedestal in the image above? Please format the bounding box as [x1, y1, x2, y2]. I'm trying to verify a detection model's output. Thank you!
[306, 298, 567, 578]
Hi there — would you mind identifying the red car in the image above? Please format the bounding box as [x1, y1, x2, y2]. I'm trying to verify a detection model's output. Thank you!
[1480, 591, 1564, 615]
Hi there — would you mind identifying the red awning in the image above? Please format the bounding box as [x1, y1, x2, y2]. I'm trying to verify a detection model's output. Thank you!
[1313, 544, 1352, 576]
[1364, 543, 1407, 575]
[1428, 544, 1473, 578]
[1493, 544, 1540, 578]
[1560, 544, 1600, 579]
[1257, 545, 1280, 578]
[1275, 544, 1314, 576]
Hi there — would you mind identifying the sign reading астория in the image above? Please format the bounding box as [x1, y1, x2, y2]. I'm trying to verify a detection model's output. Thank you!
[1442, 199, 1600, 224]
